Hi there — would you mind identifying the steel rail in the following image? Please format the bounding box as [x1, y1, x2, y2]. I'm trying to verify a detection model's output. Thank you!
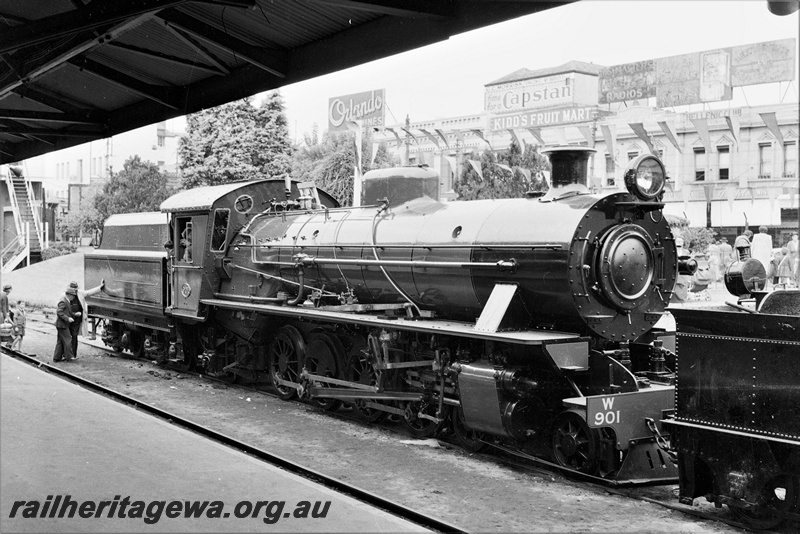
[0, 346, 466, 534]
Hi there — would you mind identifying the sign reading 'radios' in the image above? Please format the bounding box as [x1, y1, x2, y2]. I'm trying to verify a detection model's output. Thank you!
[328, 89, 385, 131]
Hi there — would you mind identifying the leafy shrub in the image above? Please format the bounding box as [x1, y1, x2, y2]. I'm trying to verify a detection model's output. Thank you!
[41, 242, 78, 261]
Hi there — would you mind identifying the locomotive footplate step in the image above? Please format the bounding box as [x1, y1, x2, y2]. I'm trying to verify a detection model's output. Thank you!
[201, 298, 580, 345]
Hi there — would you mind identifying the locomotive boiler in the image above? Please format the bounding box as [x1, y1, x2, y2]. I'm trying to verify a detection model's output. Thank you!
[86, 147, 684, 482]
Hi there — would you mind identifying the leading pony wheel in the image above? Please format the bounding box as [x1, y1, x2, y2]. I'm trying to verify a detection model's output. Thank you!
[551, 412, 600, 475]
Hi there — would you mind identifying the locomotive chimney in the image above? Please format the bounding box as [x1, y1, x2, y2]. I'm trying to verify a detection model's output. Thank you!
[542, 146, 596, 188]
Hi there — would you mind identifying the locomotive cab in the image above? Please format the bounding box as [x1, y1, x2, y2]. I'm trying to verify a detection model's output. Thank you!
[159, 179, 341, 321]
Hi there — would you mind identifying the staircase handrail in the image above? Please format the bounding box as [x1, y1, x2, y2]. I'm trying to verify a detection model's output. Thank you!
[0, 233, 27, 273]
[22, 178, 43, 245]
[3, 173, 23, 235]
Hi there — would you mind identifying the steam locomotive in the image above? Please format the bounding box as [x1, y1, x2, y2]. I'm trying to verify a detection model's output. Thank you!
[86, 147, 685, 483]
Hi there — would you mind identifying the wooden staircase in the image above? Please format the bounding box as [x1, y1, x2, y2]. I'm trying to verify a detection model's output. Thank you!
[2, 165, 44, 273]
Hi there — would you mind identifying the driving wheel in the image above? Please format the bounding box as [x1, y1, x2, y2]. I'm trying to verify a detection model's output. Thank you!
[344, 339, 387, 423]
[303, 332, 343, 412]
[267, 325, 305, 400]
[452, 407, 488, 453]
[401, 401, 449, 439]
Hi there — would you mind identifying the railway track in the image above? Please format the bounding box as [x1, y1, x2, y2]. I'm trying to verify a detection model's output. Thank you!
[1, 344, 465, 534]
[10, 319, 787, 533]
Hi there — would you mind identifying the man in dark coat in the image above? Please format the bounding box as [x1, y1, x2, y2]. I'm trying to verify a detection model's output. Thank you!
[53, 281, 103, 362]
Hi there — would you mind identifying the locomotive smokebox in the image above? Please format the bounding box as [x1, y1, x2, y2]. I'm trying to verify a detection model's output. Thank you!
[542, 146, 596, 188]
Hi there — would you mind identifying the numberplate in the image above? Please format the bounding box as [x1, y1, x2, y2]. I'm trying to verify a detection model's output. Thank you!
[585, 387, 675, 448]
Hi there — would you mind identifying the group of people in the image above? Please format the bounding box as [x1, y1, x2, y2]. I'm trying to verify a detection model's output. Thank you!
[705, 228, 799, 288]
[672, 227, 799, 304]
[1, 279, 104, 360]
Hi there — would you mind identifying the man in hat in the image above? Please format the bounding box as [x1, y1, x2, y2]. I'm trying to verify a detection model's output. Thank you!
[1, 284, 11, 323]
[54, 280, 104, 362]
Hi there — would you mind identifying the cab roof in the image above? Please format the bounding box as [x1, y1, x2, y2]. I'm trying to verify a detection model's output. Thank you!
[160, 180, 265, 213]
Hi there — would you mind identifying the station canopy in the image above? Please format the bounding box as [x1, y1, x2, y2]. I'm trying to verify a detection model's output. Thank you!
[0, 0, 567, 164]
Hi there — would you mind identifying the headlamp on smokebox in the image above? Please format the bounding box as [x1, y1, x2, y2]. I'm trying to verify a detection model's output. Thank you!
[624, 154, 666, 201]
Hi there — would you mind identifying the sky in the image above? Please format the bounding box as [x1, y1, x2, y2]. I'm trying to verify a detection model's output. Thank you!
[270, 0, 800, 144]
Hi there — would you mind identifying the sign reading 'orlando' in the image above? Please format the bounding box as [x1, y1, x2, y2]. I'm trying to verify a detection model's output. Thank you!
[328, 89, 385, 131]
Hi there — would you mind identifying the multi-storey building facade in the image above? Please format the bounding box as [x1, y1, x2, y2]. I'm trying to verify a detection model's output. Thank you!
[375, 58, 798, 244]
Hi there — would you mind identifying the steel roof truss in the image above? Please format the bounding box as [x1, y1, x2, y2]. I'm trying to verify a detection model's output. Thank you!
[158, 9, 287, 78]
[69, 57, 182, 110]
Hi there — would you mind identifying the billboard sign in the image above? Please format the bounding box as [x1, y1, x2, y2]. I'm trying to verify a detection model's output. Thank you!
[490, 105, 600, 131]
[598, 39, 796, 107]
[485, 74, 575, 113]
[328, 89, 385, 131]
[598, 60, 657, 104]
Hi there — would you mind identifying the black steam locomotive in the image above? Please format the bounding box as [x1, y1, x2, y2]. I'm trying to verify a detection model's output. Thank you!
[86, 147, 684, 483]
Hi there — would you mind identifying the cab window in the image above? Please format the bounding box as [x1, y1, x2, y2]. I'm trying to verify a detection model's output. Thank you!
[211, 209, 230, 252]
[177, 217, 193, 263]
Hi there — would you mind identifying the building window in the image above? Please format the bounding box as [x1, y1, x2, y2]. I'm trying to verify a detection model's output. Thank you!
[627, 151, 638, 161]
[784, 141, 797, 178]
[717, 145, 730, 180]
[693, 147, 706, 181]
[759, 142, 773, 178]
[157, 134, 165, 148]
[605, 155, 615, 173]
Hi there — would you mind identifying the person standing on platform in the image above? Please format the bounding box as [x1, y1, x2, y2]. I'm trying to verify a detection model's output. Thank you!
[718, 237, 734, 272]
[53, 280, 103, 362]
[751, 226, 773, 284]
[788, 233, 800, 287]
[707, 239, 722, 286]
[1, 284, 11, 322]
[9, 301, 26, 353]
[734, 230, 753, 261]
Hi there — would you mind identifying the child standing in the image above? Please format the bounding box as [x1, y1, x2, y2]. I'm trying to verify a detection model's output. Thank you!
[9, 301, 26, 353]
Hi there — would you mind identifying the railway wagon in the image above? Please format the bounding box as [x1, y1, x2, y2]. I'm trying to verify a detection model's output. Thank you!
[668, 290, 800, 529]
[86, 148, 686, 483]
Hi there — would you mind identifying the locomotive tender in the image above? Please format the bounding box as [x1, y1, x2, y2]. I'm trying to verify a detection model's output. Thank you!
[668, 290, 800, 528]
[86, 147, 684, 482]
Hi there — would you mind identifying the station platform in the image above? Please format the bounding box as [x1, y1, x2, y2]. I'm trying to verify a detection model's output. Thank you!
[0, 355, 427, 533]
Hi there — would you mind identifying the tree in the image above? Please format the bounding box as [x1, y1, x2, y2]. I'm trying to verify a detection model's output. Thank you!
[93, 156, 175, 225]
[179, 92, 292, 188]
[57, 195, 102, 243]
[292, 127, 397, 206]
[454, 141, 549, 200]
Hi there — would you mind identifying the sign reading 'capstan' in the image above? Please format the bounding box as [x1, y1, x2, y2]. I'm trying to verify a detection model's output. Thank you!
[328, 89, 385, 131]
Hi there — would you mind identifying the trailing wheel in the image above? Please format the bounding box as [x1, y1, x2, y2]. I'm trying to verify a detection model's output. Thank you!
[728, 474, 799, 530]
[451, 407, 488, 453]
[268, 325, 305, 400]
[303, 332, 343, 412]
[551, 412, 600, 475]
